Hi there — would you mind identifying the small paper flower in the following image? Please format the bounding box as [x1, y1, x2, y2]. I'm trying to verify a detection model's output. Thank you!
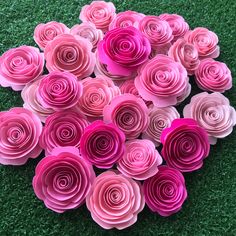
[0, 108, 42, 165]
[33, 147, 95, 213]
[119, 79, 139, 97]
[143, 165, 187, 216]
[86, 170, 145, 230]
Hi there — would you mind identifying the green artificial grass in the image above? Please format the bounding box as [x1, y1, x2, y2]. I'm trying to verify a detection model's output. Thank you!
[0, 0, 236, 235]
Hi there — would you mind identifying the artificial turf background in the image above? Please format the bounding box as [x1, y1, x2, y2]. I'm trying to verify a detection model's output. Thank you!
[0, 0, 236, 235]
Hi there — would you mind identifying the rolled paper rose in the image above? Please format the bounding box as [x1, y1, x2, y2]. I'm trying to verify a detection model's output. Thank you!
[86, 170, 145, 229]
[143, 165, 187, 216]
[80, 121, 125, 169]
[44, 34, 95, 80]
[135, 55, 190, 107]
[33, 21, 70, 50]
[117, 139, 163, 180]
[79, 1, 116, 32]
[183, 92, 236, 144]
[0, 46, 44, 91]
[161, 118, 210, 172]
[195, 58, 232, 92]
[0, 107, 42, 165]
[184, 27, 220, 59]
[97, 26, 151, 77]
[103, 94, 149, 139]
[33, 147, 95, 213]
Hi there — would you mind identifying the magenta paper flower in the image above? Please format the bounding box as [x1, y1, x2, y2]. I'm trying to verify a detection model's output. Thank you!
[103, 94, 149, 139]
[183, 92, 236, 144]
[0, 46, 44, 91]
[33, 147, 95, 213]
[86, 170, 145, 230]
[97, 26, 151, 77]
[0, 108, 42, 165]
[161, 118, 210, 172]
[117, 139, 162, 180]
[80, 121, 125, 169]
[143, 165, 187, 217]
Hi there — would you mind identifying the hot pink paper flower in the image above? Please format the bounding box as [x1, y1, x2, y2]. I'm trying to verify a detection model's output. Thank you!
[80, 121, 125, 169]
[117, 139, 162, 180]
[195, 58, 232, 92]
[33, 147, 95, 213]
[103, 94, 149, 139]
[0, 107, 42, 165]
[97, 27, 151, 77]
[44, 34, 95, 79]
[143, 165, 187, 216]
[79, 1, 116, 32]
[86, 170, 145, 229]
[0, 46, 44, 91]
[183, 92, 236, 144]
[161, 118, 210, 172]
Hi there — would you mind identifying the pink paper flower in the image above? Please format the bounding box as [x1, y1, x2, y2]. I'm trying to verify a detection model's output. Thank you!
[183, 92, 236, 144]
[161, 118, 210, 172]
[33, 21, 70, 50]
[119, 79, 139, 97]
[0, 46, 44, 91]
[103, 94, 149, 139]
[33, 147, 95, 213]
[97, 27, 151, 77]
[195, 58, 232, 92]
[135, 55, 190, 107]
[80, 121, 125, 169]
[143, 165, 187, 216]
[0, 107, 42, 165]
[44, 34, 95, 79]
[79, 1, 116, 32]
[117, 139, 162, 180]
[86, 170, 145, 229]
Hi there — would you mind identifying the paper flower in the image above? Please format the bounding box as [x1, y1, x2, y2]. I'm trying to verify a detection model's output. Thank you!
[86, 170, 145, 229]
[33, 147, 95, 213]
[0, 46, 44, 91]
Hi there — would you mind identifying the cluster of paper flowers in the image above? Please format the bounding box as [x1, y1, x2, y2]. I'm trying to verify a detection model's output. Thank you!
[0, 0, 235, 230]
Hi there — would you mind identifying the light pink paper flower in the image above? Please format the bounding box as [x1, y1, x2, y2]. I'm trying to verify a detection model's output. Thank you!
[0, 46, 44, 91]
[33, 147, 95, 213]
[183, 92, 236, 144]
[86, 170, 145, 230]
[0, 107, 42, 165]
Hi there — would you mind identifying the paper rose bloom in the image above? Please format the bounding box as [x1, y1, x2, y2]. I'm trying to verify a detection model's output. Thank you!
[44, 34, 95, 79]
[0, 108, 42, 165]
[33, 147, 95, 213]
[80, 121, 125, 169]
[183, 92, 236, 144]
[103, 94, 149, 139]
[161, 118, 210, 172]
[143, 165, 187, 216]
[86, 170, 145, 229]
[97, 26, 151, 77]
[195, 58, 232, 92]
[117, 139, 162, 180]
[0, 46, 44, 91]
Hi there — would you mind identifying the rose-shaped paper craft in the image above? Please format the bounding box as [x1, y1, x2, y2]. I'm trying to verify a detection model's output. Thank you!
[0, 108, 42, 165]
[86, 170, 145, 229]
[33, 147, 95, 213]
[161, 118, 210, 172]
[143, 165, 187, 216]
[119, 79, 139, 97]
[195, 58, 232, 92]
[135, 55, 190, 107]
[0, 46, 44, 91]
[97, 26, 151, 77]
[79, 1, 116, 32]
[183, 92, 236, 144]
[103, 94, 149, 139]
[44, 34, 95, 79]
[117, 139, 162, 180]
